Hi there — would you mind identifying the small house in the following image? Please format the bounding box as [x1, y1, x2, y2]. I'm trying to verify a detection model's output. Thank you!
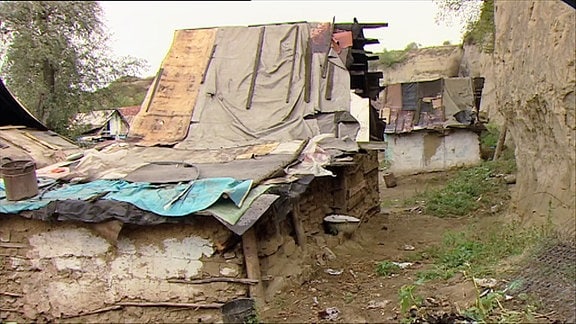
[72, 109, 130, 142]
[376, 77, 485, 175]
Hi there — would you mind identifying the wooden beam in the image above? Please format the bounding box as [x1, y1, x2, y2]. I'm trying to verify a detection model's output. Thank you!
[290, 199, 307, 248]
[168, 278, 258, 285]
[324, 62, 334, 101]
[145, 68, 164, 112]
[304, 38, 312, 103]
[201, 44, 217, 84]
[246, 27, 266, 110]
[493, 119, 508, 161]
[116, 302, 223, 308]
[321, 16, 336, 79]
[242, 227, 264, 307]
[23, 131, 59, 150]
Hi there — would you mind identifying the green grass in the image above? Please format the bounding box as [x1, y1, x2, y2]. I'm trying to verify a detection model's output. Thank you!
[414, 220, 549, 282]
[402, 159, 516, 217]
[377, 42, 420, 68]
[376, 261, 402, 276]
[480, 123, 500, 149]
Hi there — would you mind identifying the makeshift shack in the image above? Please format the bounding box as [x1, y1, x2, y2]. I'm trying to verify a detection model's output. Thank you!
[376, 77, 485, 175]
[0, 19, 387, 322]
[72, 109, 130, 143]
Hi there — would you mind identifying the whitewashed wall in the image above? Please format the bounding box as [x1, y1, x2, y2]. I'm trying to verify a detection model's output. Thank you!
[384, 129, 481, 175]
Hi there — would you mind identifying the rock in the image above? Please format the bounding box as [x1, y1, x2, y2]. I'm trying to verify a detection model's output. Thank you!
[504, 174, 516, 184]
[474, 278, 498, 289]
[223, 252, 236, 260]
[318, 307, 340, 320]
[366, 300, 390, 309]
[322, 246, 337, 261]
[283, 237, 297, 257]
[219, 266, 239, 277]
[403, 244, 415, 251]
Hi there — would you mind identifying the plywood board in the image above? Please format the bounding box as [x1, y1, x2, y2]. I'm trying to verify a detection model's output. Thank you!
[130, 28, 217, 146]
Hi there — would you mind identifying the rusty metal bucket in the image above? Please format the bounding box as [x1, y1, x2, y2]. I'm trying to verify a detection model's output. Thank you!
[1, 160, 39, 201]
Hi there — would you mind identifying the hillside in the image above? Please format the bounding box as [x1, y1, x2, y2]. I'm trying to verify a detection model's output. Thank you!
[93, 76, 154, 109]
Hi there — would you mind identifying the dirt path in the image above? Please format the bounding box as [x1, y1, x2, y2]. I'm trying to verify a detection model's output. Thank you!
[260, 171, 480, 323]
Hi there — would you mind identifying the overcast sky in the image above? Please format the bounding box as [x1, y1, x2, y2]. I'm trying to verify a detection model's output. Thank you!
[99, 0, 467, 78]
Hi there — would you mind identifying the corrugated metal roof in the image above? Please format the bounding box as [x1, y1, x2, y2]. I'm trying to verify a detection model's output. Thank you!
[117, 106, 141, 125]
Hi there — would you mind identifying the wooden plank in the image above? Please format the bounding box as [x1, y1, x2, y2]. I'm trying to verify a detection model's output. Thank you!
[129, 28, 217, 145]
[116, 302, 223, 308]
[144, 68, 163, 113]
[168, 278, 258, 285]
[291, 199, 307, 247]
[246, 27, 266, 110]
[0, 126, 26, 130]
[493, 119, 508, 161]
[23, 132, 59, 150]
[321, 17, 335, 79]
[304, 38, 312, 103]
[242, 227, 264, 307]
[201, 45, 217, 84]
[324, 62, 334, 100]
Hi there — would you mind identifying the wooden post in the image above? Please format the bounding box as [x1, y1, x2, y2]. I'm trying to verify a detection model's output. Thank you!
[493, 119, 508, 161]
[290, 199, 307, 248]
[242, 227, 264, 307]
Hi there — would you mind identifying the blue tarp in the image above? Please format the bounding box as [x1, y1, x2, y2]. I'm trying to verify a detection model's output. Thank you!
[0, 178, 254, 220]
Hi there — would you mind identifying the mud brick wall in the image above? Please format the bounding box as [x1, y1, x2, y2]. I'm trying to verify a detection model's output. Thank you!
[254, 150, 381, 300]
[299, 150, 381, 236]
[0, 215, 246, 322]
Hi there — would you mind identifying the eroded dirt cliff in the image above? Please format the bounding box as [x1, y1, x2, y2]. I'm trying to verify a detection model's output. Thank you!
[494, 0, 575, 231]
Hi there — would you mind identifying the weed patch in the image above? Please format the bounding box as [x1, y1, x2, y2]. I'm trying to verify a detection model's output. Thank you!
[376, 261, 402, 276]
[415, 220, 547, 281]
[403, 160, 515, 217]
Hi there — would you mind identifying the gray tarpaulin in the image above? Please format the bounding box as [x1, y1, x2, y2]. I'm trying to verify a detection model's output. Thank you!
[179, 24, 316, 149]
[177, 23, 352, 150]
[401, 82, 418, 111]
[312, 51, 351, 113]
[443, 77, 475, 125]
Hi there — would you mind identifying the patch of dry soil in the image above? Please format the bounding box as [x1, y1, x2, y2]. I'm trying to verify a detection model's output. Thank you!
[260, 171, 480, 323]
